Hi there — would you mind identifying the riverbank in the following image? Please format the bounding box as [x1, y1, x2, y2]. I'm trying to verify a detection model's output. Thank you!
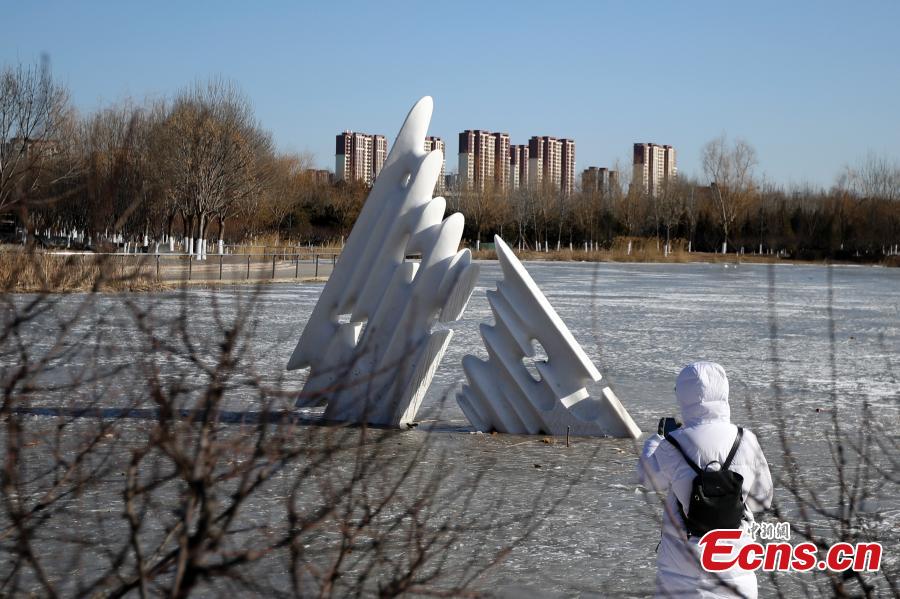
[470, 246, 900, 267]
[4, 247, 897, 293]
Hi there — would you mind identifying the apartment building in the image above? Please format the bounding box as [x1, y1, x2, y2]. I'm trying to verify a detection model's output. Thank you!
[632, 142, 676, 196]
[305, 169, 334, 185]
[581, 166, 619, 195]
[458, 130, 497, 191]
[335, 131, 388, 185]
[458, 131, 575, 194]
[560, 138, 576, 196]
[527, 136, 574, 194]
[373, 134, 387, 179]
[510, 144, 529, 190]
[493, 133, 510, 191]
[424, 136, 446, 193]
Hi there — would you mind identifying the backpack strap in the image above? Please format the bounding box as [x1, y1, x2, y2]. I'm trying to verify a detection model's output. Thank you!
[661, 436, 696, 536]
[666, 427, 744, 472]
[664, 433, 702, 475]
[723, 427, 744, 470]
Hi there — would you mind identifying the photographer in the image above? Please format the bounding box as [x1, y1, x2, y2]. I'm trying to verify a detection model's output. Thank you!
[637, 362, 773, 598]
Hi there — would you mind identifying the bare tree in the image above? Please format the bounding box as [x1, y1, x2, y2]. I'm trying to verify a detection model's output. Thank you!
[162, 80, 271, 258]
[0, 60, 74, 217]
[327, 179, 368, 238]
[612, 163, 643, 240]
[260, 153, 314, 237]
[459, 186, 491, 246]
[842, 152, 900, 202]
[0, 276, 563, 597]
[702, 134, 758, 253]
[657, 177, 686, 254]
[76, 101, 158, 246]
[752, 265, 899, 597]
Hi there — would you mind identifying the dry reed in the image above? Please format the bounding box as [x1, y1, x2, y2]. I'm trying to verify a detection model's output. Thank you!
[0, 251, 166, 293]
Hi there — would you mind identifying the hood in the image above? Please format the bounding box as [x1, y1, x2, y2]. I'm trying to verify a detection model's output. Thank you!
[675, 361, 731, 425]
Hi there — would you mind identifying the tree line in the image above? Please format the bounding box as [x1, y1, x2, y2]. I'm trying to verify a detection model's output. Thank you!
[2, 59, 899, 260]
[1, 60, 369, 257]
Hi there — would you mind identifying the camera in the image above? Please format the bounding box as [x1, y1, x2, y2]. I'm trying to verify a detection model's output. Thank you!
[658, 417, 682, 436]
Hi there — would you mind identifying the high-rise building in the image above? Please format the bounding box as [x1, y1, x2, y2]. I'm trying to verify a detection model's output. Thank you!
[493, 133, 510, 191]
[530, 136, 559, 188]
[528, 136, 574, 194]
[510, 144, 529, 190]
[373, 134, 387, 180]
[444, 173, 459, 192]
[335, 131, 389, 185]
[458, 130, 498, 191]
[633, 143, 676, 196]
[560, 138, 576, 196]
[582, 166, 605, 194]
[424, 136, 446, 193]
[304, 169, 334, 185]
[581, 166, 619, 195]
[459, 132, 574, 194]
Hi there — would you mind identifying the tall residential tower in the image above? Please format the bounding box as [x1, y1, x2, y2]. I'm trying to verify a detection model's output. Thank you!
[527, 136, 576, 194]
[632, 143, 676, 196]
[335, 131, 388, 185]
[424, 136, 446, 193]
[459, 130, 511, 191]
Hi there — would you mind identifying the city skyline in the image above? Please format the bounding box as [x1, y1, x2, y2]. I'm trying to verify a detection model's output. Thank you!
[336, 126, 676, 198]
[7, 1, 897, 187]
[339, 127, 581, 194]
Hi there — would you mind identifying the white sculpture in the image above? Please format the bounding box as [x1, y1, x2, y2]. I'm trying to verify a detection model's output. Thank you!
[457, 235, 641, 438]
[288, 97, 479, 427]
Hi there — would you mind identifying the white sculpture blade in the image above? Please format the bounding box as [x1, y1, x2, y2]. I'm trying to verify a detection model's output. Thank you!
[457, 235, 641, 438]
[289, 97, 479, 428]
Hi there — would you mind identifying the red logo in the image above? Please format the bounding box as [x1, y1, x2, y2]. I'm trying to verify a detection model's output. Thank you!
[698, 529, 882, 573]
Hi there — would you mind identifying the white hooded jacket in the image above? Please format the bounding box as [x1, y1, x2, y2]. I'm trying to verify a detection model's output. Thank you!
[638, 362, 774, 599]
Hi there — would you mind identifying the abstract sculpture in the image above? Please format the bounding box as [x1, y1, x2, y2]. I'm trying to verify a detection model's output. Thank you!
[457, 236, 641, 438]
[288, 97, 479, 427]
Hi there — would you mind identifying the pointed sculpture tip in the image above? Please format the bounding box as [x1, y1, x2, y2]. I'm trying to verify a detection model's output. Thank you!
[388, 96, 433, 161]
[407, 96, 433, 121]
[493, 235, 515, 262]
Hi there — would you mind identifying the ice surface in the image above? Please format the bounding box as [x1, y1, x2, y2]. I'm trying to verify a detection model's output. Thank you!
[5, 260, 898, 596]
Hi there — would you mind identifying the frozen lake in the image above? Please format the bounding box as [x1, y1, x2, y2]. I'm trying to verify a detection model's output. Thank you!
[6, 260, 899, 596]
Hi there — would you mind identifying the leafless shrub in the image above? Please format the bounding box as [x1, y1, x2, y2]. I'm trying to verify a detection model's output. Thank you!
[0, 281, 562, 597]
[750, 264, 899, 598]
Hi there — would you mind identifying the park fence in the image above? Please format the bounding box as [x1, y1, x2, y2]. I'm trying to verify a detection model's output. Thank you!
[32, 250, 341, 284]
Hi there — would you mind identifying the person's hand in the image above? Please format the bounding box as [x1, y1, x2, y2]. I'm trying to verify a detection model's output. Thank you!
[657, 417, 682, 436]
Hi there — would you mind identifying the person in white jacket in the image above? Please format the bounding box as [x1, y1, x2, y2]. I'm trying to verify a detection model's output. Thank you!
[637, 361, 774, 598]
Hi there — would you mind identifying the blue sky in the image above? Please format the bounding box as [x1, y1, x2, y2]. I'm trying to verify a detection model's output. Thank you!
[6, 1, 899, 187]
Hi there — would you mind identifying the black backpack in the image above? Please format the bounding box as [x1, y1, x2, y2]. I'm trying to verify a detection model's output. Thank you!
[665, 427, 745, 537]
